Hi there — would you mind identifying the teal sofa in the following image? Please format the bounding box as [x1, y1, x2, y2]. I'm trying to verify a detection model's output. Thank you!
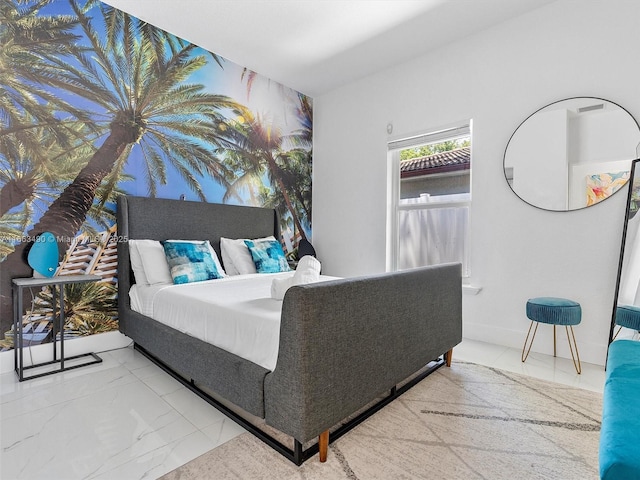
[600, 339, 640, 479]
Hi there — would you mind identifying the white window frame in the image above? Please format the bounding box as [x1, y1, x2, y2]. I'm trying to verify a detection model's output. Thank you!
[386, 120, 472, 274]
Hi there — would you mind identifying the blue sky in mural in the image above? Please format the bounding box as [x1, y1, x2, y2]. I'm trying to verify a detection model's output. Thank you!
[11, 0, 311, 238]
[41, 0, 280, 206]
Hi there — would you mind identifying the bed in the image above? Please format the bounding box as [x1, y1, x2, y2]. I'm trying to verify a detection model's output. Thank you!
[116, 195, 462, 464]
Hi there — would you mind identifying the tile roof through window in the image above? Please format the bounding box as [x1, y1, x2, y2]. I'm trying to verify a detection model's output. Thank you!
[400, 146, 470, 178]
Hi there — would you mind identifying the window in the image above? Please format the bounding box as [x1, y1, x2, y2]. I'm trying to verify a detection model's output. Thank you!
[387, 121, 472, 276]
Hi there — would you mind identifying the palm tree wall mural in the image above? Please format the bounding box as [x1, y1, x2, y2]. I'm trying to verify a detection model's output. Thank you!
[0, 0, 313, 345]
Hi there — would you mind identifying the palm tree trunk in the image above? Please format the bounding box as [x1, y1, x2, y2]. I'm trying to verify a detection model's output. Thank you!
[0, 174, 38, 217]
[294, 190, 311, 222]
[0, 127, 130, 335]
[265, 155, 307, 241]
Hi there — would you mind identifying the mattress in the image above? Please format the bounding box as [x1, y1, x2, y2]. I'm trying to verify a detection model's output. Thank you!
[130, 272, 327, 371]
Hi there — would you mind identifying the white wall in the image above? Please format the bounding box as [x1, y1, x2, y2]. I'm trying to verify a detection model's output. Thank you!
[506, 108, 569, 210]
[313, 0, 640, 366]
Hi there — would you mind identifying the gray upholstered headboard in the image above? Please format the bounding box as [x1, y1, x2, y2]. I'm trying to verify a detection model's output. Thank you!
[116, 195, 279, 312]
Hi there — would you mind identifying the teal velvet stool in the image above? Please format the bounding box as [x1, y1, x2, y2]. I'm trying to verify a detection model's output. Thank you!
[613, 304, 640, 340]
[522, 297, 582, 374]
[600, 339, 640, 479]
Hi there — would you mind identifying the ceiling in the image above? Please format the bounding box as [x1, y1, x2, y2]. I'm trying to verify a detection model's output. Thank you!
[100, 0, 557, 97]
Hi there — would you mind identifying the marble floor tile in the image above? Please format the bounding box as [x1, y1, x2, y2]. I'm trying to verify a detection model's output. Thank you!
[2, 381, 196, 479]
[90, 429, 222, 480]
[0, 339, 605, 480]
[201, 417, 247, 445]
[456, 338, 606, 393]
[0, 346, 244, 480]
[139, 370, 185, 397]
[162, 387, 230, 429]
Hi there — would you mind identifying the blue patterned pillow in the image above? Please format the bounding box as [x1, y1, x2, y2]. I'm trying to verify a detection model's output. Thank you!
[244, 238, 291, 273]
[162, 241, 223, 284]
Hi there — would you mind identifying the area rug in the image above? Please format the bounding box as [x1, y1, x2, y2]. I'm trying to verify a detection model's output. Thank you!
[159, 362, 602, 480]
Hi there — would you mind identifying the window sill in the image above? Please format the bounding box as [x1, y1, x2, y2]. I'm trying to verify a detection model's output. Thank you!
[462, 284, 482, 295]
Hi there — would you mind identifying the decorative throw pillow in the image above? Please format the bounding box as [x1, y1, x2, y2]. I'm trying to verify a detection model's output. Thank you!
[165, 239, 226, 277]
[244, 238, 291, 274]
[162, 240, 223, 284]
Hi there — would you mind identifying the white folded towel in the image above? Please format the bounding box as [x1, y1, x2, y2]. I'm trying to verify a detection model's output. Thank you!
[271, 255, 321, 300]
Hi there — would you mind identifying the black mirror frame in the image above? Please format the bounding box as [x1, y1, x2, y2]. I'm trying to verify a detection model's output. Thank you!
[504, 97, 640, 212]
[609, 159, 640, 357]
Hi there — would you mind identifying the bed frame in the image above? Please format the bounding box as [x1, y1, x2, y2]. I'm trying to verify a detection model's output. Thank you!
[116, 195, 462, 465]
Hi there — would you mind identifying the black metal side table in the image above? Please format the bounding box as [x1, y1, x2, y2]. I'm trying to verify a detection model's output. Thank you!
[12, 274, 103, 381]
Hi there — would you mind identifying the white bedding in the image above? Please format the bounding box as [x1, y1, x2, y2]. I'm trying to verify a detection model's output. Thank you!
[130, 272, 332, 371]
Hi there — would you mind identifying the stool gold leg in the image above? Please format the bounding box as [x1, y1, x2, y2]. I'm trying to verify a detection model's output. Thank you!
[612, 326, 623, 341]
[565, 326, 582, 374]
[522, 321, 539, 363]
[553, 325, 557, 357]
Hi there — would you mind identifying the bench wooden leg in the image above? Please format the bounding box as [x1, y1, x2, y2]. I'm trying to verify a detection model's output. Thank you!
[319, 430, 329, 462]
[444, 348, 453, 367]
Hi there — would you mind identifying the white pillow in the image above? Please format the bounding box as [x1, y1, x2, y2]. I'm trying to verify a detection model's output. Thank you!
[165, 239, 226, 277]
[220, 237, 255, 275]
[131, 239, 173, 285]
[220, 239, 240, 275]
[220, 236, 278, 275]
[128, 240, 149, 285]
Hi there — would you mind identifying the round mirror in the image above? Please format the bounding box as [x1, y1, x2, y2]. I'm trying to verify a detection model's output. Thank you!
[504, 97, 640, 211]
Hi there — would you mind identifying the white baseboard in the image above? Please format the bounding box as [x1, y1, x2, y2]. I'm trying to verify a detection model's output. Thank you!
[0, 330, 132, 375]
[463, 321, 607, 367]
